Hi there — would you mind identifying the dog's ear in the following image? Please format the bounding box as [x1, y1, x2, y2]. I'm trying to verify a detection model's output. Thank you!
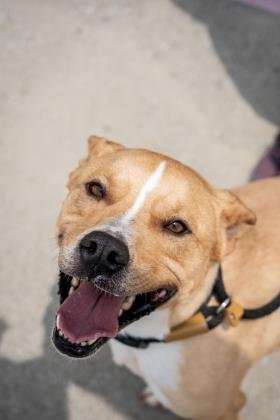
[87, 135, 124, 158]
[213, 189, 256, 260]
[67, 136, 124, 188]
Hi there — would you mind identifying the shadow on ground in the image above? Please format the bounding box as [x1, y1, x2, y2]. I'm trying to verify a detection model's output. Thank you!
[173, 0, 280, 126]
[0, 283, 178, 420]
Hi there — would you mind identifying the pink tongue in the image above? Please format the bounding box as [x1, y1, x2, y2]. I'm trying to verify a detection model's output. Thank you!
[57, 282, 124, 343]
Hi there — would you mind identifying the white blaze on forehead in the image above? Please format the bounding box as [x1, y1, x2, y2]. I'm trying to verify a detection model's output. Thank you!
[122, 160, 166, 223]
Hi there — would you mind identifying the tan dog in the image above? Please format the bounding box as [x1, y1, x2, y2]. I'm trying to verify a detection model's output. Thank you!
[53, 136, 280, 420]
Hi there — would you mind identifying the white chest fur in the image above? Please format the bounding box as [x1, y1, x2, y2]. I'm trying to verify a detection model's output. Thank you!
[109, 308, 182, 409]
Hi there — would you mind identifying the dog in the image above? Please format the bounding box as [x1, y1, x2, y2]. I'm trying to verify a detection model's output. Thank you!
[53, 135, 280, 420]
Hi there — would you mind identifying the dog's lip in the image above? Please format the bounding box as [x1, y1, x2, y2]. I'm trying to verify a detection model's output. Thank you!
[52, 271, 177, 358]
[53, 327, 108, 358]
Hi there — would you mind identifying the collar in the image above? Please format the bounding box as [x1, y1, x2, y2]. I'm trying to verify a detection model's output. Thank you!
[115, 265, 280, 349]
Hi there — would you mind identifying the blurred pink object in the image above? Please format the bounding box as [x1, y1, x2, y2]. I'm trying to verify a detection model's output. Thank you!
[250, 134, 280, 180]
[237, 0, 280, 13]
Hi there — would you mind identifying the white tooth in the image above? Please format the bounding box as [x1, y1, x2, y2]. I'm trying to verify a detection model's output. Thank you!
[71, 277, 79, 287]
[81, 341, 87, 346]
[69, 286, 74, 295]
[122, 296, 135, 311]
[119, 308, 123, 317]
[58, 330, 63, 336]
[88, 339, 96, 345]
[56, 314, 61, 329]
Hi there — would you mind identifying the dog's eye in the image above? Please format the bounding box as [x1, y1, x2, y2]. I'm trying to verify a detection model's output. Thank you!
[164, 220, 190, 235]
[85, 181, 105, 200]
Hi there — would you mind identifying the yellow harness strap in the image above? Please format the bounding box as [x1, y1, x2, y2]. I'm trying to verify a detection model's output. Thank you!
[164, 312, 209, 343]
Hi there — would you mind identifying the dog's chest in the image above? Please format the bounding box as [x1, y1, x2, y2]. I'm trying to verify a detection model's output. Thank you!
[109, 309, 182, 408]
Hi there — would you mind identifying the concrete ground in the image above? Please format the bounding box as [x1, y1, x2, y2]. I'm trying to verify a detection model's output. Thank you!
[0, 1, 279, 419]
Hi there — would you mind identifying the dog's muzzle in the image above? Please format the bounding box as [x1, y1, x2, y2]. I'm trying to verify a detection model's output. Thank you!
[53, 230, 177, 358]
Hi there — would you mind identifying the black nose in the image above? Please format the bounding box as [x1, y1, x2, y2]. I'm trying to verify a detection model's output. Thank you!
[79, 231, 129, 276]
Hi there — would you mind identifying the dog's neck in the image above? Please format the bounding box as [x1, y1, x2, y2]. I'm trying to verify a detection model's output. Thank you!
[123, 263, 219, 340]
[170, 263, 219, 327]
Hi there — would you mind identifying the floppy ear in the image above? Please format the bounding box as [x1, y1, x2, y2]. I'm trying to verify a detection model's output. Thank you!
[213, 189, 256, 260]
[87, 135, 124, 158]
[67, 135, 124, 187]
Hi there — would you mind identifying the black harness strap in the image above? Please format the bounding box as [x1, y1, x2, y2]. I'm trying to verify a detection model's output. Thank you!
[243, 294, 280, 319]
[115, 334, 162, 349]
[200, 266, 230, 330]
[210, 266, 280, 321]
[115, 266, 280, 349]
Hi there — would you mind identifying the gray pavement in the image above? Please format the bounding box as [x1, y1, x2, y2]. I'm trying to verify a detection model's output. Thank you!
[0, 1, 279, 419]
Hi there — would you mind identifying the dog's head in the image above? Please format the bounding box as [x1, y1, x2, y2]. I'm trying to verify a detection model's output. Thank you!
[53, 136, 256, 357]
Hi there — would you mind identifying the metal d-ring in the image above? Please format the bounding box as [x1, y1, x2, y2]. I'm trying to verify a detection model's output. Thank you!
[216, 297, 231, 314]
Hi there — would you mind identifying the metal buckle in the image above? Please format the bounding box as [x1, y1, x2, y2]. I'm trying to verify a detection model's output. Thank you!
[216, 297, 231, 314]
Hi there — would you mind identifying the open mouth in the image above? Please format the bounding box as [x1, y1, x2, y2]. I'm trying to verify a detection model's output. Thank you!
[52, 272, 177, 358]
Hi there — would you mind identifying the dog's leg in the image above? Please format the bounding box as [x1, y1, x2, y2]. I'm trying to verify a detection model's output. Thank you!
[218, 390, 246, 420]
[140, 385, 163, 409]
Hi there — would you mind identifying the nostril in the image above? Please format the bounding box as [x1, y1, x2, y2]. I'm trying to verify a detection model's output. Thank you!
[107, 250, 123, 267]
[81, 240, 97, 255]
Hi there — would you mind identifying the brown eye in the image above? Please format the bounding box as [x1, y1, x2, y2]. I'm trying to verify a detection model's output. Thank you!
[164, 220, 190, 235]
[85, 181, 105, 200]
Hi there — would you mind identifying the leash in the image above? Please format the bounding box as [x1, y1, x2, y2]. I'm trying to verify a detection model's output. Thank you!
[115, 266, 280, 349]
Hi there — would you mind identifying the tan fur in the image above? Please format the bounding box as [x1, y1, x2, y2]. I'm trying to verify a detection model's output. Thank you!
[57, 136, 280, 419]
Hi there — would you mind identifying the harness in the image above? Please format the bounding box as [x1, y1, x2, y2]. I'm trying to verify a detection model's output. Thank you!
[115, 266, 280, 349]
